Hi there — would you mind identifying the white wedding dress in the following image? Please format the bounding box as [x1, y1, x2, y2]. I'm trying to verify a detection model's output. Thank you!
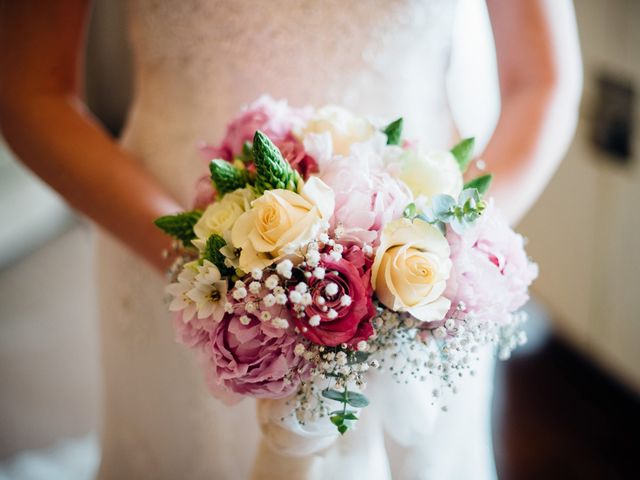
[95, 0, 498, 478]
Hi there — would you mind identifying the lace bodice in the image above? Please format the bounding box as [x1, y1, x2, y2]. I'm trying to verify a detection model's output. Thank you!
[122, 0, 458, 205]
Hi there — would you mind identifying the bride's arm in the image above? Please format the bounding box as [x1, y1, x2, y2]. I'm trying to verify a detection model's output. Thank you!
[0, 0, 182, 272]
[482, 0, 582, 225]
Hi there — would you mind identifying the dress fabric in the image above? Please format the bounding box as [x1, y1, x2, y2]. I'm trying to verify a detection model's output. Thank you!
[95, 0, 497, 478]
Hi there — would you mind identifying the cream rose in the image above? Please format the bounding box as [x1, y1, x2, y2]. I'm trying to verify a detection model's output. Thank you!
[399, 150, 463, 202]
[371, 218, 452, 322]
[194, 188, 255, 244]
[300, 105, 375, 156]
[231, 177, 335, 272]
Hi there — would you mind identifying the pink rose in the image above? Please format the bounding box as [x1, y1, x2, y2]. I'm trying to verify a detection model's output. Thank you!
[319, 154, 412, 245]
[203, 311, 302, 405]
[199, 96, 310, 162]
[293, 245, 375, 347]
[444, 204, 538, 325]
[276, 138, 319, 180]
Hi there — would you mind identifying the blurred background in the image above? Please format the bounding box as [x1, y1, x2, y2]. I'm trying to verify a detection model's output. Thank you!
[0, 1, 638, 479]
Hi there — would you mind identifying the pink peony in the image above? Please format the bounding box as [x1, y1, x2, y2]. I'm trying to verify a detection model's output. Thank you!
[319, 153, 412, 245]
[173, 311, 216, 349]
[292, 245, 375, 347]
[202, 311, 302, 405]
[199, 96, 310, 162]
[444, 204, 538, 325]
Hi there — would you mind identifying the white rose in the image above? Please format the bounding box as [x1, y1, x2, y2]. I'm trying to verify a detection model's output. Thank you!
[399, 150, 463, 201]
[371, 218, 452, 322]
[193, 188, 255, 244]
[300, 105, 375, 156]
[231, 177, 334, 272]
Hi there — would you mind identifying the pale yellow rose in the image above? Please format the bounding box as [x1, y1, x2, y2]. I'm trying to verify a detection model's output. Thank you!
[231, 177, 334, 272]
[399, 150, 463, 201]
[300, 105, 375, 156]
[371, 218, 452, 322]
[193, 188, 255, 245]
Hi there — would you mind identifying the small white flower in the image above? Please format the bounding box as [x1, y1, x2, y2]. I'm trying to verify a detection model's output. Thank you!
[308, 315, 321, 326]
[294, 344, 306, 356]
[260, 311, 272, 322]
[166, 265, 198, 321]
[325, 282, 339, 297]
[275, 293, 288, 305]
[232, 287, 247, 300]
[313, 267, 325, 279]
[356, 340, 368, 351]
[289, 290, 303, 304]
[263, 294, 276, 307]
[434, 326, 447, 339]
[327, 309, 338, 319]
[249, 281, 262, 294]
[329, 250, 342, 261]
[332, 244, 344, 254]
[184, 262, 228, 321]
[319, 233, 330, 244]
[306, 249, 321, 267]
[316, 296, 326, 305]
[234, 280, 245, 289]
[276, 259, 294, 279]
[272, 317, 289, 329]
[224, 302, 234, 314]
[245, 302, 257, 313]
[301, 293, 313, 306]
[251, 268, 263, 280]
[265, 275, 279, 290]
[239, 315, 251, 325]
[340, 295, 352, 306]
[295, 282, 308, 293]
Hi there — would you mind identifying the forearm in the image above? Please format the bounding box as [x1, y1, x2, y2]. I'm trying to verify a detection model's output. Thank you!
[0, 93, 182, 272]
[477, 82, 578, 225]
[483, 0, 582, 225]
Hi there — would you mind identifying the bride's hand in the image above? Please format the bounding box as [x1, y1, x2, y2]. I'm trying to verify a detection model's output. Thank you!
[255, 397, 340, 457]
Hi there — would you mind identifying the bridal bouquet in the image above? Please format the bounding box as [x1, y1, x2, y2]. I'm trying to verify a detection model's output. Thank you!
[156, 96, 537, 434]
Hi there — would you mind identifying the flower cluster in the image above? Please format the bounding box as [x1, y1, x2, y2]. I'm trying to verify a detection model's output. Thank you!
[156, 96, 537, 434]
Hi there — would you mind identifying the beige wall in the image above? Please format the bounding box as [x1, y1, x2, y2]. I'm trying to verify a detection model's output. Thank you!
[519, 0, 640, 391]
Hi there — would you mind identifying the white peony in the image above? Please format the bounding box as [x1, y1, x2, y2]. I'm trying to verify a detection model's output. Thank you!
[398, 149, 463, 202]
[299, 105, 376, 156]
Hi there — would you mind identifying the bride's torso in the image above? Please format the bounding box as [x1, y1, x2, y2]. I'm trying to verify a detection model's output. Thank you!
[121, 0, 458, 206]
[96, 2, 492, 479]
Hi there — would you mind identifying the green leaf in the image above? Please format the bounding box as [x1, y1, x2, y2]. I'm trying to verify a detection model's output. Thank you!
[154, 211, 202, 245]
[321, 389, 346, 403]
[253, 130, 299, 194]
[209, 159, 248, 196]
[464, 174, 493, 196]
[338, 424, 348, 435]
[403, 202, 417, 219]
[330, 415, 344, 427]
[343, 412, 358, 421]
[203, 234, 234, 276]
[345, 391, 369, 408]
[383, 117, 403, 145]
[451, 137, 475, 173]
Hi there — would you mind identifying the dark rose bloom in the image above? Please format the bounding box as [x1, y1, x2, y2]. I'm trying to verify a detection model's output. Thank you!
[293, 245, 375, 347]
[276, 138, 319, 180]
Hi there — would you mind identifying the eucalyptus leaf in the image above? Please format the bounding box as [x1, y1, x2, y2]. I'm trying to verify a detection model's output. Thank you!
[450, 137, 475, 173]
[431, 194, 456, 217]
[403, 202, 417, 219]
[345, 391, 370, 408]
[321, 389, 346, 402]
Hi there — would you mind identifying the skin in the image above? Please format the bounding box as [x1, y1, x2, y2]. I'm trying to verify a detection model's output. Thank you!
[0, 0, 582, 476]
